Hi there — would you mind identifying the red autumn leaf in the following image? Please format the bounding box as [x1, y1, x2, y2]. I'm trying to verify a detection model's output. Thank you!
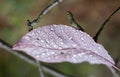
[13, 24, 115, 68]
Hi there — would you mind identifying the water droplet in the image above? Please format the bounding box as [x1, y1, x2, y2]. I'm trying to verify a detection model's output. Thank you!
[41, 53, 46, 56]
[53, 45, 57, 48]
[51, 51, 55, 55]
[90, 55, 93, 57]
[84, 45, 88, 49]
[36, 55, 40, 58]
[73, 44, 77, 47]
[40, 40, 44, 43]
[60, 42, 64, 45]
[98, 46, 101, 49]
[78, 53, 84, 57]
[73, 54, 77, 57]
[50, 27, 54, 31]
[81, 37, 84, 40]
[69, 37, 73, 40]
[58, 47, 62, 49]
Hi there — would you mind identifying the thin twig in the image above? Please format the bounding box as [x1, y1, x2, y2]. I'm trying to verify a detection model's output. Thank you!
[93, 6, 120, 42]
[67, 11, 84, 31]
[36, 61, 44, 77]
[0, 39, 68, 77]
[27, 0, 63, 31]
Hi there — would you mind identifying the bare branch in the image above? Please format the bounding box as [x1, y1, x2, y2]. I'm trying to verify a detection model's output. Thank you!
[27, 0, 63, 31]
[93, 6, 120, 42]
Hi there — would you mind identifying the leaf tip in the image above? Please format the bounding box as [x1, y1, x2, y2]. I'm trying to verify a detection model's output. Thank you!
[12, 40, 22, 51]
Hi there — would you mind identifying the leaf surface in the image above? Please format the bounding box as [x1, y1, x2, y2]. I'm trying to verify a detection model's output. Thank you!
[13, 24, 115, 67]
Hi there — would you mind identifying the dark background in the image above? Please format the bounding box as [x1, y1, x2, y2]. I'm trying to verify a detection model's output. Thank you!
[0, 0, 120, 77]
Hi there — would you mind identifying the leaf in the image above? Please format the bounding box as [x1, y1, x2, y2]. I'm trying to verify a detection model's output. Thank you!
[12, 24, 115, 67]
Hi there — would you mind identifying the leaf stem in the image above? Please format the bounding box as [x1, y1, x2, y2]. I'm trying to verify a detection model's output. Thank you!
[93, 6, 120, 42]
[67, 11, 84, 31]
[27, 0, 63, 31]
[112, 65, 120, 72]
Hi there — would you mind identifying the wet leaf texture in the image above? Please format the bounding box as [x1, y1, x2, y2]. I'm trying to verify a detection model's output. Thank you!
[13, 24, 115, 67]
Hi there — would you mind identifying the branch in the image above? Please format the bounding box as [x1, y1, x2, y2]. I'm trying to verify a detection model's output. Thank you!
[67, 11, 84, 31]
[93, 6, 120, 42]
[0, 39, 68, 77]
[36, 61, 44, 77]
[27, 0, 63, 31]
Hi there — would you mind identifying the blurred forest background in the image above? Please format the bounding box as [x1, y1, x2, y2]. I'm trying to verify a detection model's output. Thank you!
[0, 0, 120, 77]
